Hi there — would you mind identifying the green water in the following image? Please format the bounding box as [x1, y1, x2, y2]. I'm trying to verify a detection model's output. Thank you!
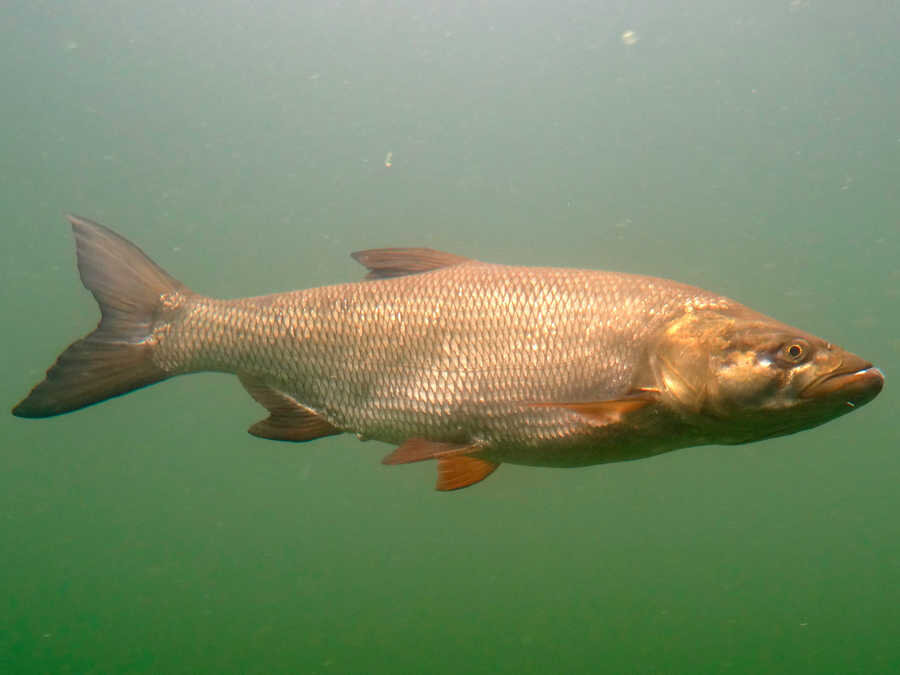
[3, 1, 898, 673]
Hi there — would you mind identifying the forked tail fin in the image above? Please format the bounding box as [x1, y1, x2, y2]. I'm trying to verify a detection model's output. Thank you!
[12, 214, 189, 418]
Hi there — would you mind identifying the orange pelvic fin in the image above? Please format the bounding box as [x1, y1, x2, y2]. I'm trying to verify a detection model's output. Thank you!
[530, 395, 655, 427]
[350, 248, 470, 279]
[382, 438, 477, 465]
[238, 374, 341, 442]
[436, 456, 500, 491]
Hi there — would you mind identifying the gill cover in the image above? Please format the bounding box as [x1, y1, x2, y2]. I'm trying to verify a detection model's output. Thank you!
[650, 309, 819, 417]
[648, 306, 881, 443]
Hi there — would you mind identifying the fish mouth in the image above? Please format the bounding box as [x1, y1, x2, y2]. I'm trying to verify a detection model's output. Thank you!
[801, 360, 884, 407]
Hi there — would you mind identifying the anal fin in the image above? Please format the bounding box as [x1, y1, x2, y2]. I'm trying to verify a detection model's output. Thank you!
[238, 374, 341, 442]
[436, 456, 499, 491]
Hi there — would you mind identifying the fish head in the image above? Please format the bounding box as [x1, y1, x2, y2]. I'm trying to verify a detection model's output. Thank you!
[648, 306, 884, 444]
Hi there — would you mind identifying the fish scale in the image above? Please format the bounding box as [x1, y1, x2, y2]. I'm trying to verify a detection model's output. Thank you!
[159, 263, 726, 449]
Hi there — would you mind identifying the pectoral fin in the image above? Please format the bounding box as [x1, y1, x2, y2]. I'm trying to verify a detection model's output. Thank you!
[238, 374, 341, 442]
[530, 394, 656, 427]
[382, 438, 477, 465]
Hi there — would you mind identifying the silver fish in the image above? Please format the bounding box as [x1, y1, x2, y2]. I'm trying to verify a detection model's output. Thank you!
[13, 215, 884, 490]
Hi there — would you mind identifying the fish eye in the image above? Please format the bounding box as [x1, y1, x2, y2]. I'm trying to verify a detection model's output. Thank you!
[779, 339, 810, 364]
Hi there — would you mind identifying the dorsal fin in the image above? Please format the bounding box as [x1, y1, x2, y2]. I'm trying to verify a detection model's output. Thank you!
[350, 248, 470, 279]
[238, 374, 341, 442]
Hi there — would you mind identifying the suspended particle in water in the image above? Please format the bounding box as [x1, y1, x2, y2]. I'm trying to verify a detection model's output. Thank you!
[384, 151, 393, 168]
[621, 30, 639, 46]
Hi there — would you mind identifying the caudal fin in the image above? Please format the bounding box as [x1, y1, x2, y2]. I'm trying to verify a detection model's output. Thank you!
[12, 214, 189, 418]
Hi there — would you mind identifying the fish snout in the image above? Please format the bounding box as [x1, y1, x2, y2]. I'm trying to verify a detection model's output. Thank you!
[801, 351, 884, 407]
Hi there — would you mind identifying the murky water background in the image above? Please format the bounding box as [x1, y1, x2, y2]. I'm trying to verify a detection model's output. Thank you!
[3, 1, 898, 672]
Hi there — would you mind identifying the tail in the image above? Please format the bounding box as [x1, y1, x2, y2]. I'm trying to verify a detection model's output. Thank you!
[12, 214, 189, 418]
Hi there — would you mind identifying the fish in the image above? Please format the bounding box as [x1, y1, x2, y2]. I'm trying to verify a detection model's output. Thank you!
[12, 215, 884, 491]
